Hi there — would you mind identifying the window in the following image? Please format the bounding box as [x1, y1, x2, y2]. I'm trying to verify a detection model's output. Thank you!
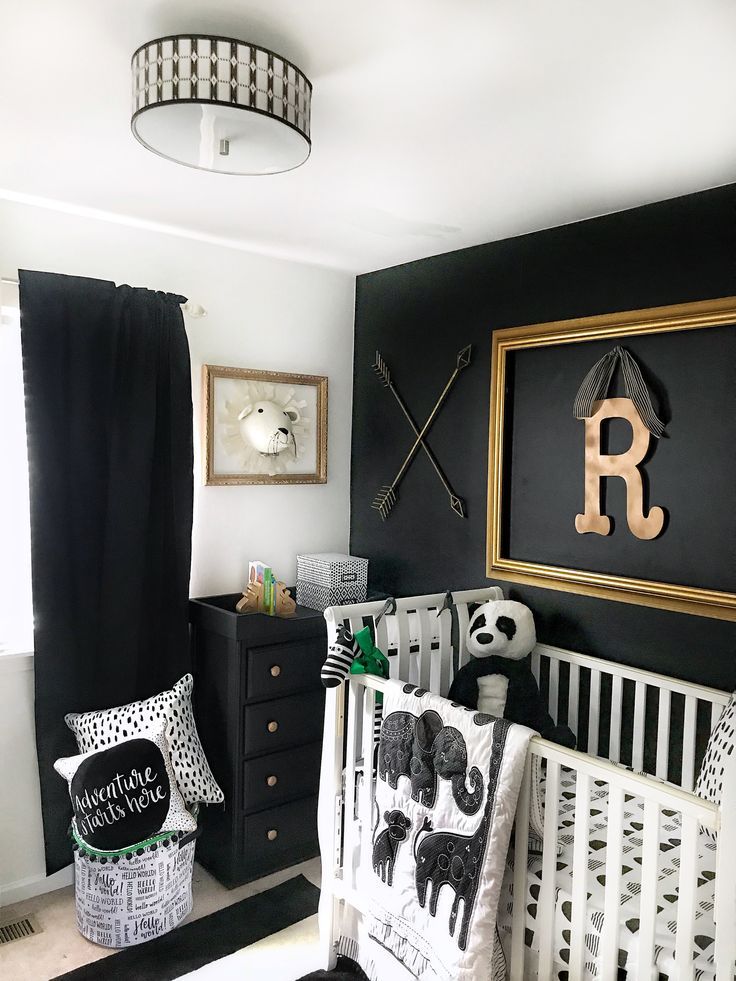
[0, 280, 33, 653]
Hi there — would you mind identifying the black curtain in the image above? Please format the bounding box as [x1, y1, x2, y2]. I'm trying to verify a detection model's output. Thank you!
[19, 270, 194, 875]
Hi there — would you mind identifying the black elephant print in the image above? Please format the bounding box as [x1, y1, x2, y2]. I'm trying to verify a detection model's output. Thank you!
[413, 716, 510, 950]
[378, 709, 484, 815]
[372, 808, 411, 887]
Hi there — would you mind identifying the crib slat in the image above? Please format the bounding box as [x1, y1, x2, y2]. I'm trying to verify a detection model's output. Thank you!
[632, 681, 646, 772]
[417, 608, 432, 690]
[359, 685, 376, 860]
[317, 684, 345, 970]
[529, 756, 545, 841]
[711, 699, 722, 731]
[568, 662, 580, 739]
[397, 613, 411, 686]
[681, 695, 697, 791]
[637, 799, 660, 980]
[374, 615, 394, 681]
[715, 760, 736, 980]
[510, 756, 532, 981]
[548, 659, 559, 724]
[609, 674, 623, 763]
[588, 669, 601, 757]
[656, 688, 671, 780]
[348, 615, 364, 638]
[429, 614, 443, 695]
[406, 612, 419, 687]
[537, 759, 561, 981]
[456, 603, 470, 669]
[343, 682, 361, 891]
[674, 812, 697, 981]
[436, 608, 452, 697]
[569, 771, 591, 980]
[531, 648, 541, 684]
[599, 783, 624, 981]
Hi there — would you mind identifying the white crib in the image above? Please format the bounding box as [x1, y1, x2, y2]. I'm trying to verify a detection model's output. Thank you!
[316, 587, 736, 980]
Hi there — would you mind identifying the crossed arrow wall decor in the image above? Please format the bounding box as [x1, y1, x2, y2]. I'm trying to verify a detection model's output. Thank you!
[371, 345, 472, 520]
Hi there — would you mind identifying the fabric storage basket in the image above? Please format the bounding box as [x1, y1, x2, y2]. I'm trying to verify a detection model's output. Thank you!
[296, 552, 368, 612]
[73, 832, 197, 948]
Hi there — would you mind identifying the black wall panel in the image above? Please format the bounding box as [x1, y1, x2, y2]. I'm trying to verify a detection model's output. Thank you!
[350, 186, 736, 690]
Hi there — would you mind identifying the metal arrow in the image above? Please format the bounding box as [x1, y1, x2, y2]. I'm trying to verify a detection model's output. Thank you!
[371, 345, 471, 520]
[372, 351, 467, 518]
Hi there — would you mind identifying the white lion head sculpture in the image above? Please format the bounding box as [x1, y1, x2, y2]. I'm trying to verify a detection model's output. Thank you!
[218, 381, 311, 476]
[238, 399, 300, 456]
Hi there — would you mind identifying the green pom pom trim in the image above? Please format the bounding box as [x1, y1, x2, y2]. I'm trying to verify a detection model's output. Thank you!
[70, 825, 174, 859]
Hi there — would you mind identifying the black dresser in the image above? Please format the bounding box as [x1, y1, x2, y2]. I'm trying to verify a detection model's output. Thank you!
[189, 594, 326, 887]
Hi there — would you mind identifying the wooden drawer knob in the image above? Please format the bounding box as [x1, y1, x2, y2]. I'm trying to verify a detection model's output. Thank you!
[267, 829, 278, 842]
[266, 775, 278, 787]
[267, 720, 279, 733]
[270, 665, 281, 678]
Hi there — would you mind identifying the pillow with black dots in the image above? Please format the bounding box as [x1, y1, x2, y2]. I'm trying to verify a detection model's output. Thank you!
[55, 722, 197, 853]
[695, 692, 736, 840]
[65, 674, 224, 806]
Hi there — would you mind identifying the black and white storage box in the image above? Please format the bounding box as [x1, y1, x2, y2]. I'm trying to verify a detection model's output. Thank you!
[73, 832, 197, 948]
[296, 552, 368, 612]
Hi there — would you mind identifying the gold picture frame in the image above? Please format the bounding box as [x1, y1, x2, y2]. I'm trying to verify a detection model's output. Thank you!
[487, 296, 736, 622]
[203, 364, 328, 485]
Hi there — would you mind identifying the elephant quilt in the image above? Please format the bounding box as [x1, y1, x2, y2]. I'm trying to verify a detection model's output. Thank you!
[360, 680, 534, 981]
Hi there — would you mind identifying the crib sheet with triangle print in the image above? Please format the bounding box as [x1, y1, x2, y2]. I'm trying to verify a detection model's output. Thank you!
[497, 768, 718, 980]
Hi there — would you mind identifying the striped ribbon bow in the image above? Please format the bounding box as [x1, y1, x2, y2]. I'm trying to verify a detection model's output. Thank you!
[573, 346, 665, 438]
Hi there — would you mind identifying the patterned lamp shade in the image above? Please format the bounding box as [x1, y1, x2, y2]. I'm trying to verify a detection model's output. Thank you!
[131, 35, 312, 175]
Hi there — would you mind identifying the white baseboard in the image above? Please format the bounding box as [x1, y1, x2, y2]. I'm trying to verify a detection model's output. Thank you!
[0, 865, 73, 908]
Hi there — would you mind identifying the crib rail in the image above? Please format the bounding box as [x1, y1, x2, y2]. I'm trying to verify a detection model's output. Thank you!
[532, 643, 729, 790]
[317, 592, 736, 979]
[336, 674, 736, 981]
[317, 586, 502, 969]
[323, 586, 504, 686]
[512, 737, 735, 981]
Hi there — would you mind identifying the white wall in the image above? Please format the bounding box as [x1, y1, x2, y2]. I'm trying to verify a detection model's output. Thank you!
[0, 197, 355, 904]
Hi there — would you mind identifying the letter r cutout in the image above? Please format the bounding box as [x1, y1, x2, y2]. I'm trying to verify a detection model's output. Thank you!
[575, 397, 664, 540]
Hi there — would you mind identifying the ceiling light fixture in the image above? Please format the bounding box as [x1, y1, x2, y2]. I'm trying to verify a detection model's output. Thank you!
[131, 35, 312, 175]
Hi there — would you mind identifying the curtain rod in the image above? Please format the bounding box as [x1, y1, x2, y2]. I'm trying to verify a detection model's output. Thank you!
[1, 276, 206, 318]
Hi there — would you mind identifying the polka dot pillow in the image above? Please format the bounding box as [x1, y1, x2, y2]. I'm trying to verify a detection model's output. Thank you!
[65, 674, 224, 806]
[55, 722, 196, 853]
[695, 692, 736, 840]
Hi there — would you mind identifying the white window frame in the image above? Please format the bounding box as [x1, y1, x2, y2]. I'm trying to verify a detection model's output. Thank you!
[0, 276, 33, 659]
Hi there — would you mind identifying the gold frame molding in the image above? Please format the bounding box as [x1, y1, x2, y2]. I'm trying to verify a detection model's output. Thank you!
[203, 364, 328, 486]
[487, 296, 736, 622]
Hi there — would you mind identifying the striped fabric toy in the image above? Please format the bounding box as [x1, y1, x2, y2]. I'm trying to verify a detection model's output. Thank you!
[572, 344, 665, 437]
[321, 623, 360, 687]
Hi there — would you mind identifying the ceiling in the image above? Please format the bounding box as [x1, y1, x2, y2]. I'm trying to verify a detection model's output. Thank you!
[2, 1, 736, 273]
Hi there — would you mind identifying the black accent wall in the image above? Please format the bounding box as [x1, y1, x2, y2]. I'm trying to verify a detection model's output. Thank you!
[350, 186, 736, 691]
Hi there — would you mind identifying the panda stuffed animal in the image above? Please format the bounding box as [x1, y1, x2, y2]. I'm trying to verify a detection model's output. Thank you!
[448, 599, 575, 748]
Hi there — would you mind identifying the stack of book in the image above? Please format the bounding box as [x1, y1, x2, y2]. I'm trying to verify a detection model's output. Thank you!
[249, 560, 277, 615]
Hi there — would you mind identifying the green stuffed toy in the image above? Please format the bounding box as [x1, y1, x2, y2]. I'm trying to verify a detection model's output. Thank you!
[350, 626, 390, 703]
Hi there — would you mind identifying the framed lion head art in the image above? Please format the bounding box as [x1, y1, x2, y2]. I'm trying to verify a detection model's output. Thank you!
[202, 364, 327, 485]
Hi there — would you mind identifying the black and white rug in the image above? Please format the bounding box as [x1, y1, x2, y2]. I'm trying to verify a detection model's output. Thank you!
[53, 874, 320, 981]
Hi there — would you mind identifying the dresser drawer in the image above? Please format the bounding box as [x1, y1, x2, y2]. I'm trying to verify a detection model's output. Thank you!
[246, 638, 325, 700]
[242, 795, 318, 864]
[243, 690, 325, 757]
[243, 742, 322, 813]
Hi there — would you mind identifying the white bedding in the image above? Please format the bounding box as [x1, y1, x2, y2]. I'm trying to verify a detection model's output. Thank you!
[497, 768, 718, 980]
